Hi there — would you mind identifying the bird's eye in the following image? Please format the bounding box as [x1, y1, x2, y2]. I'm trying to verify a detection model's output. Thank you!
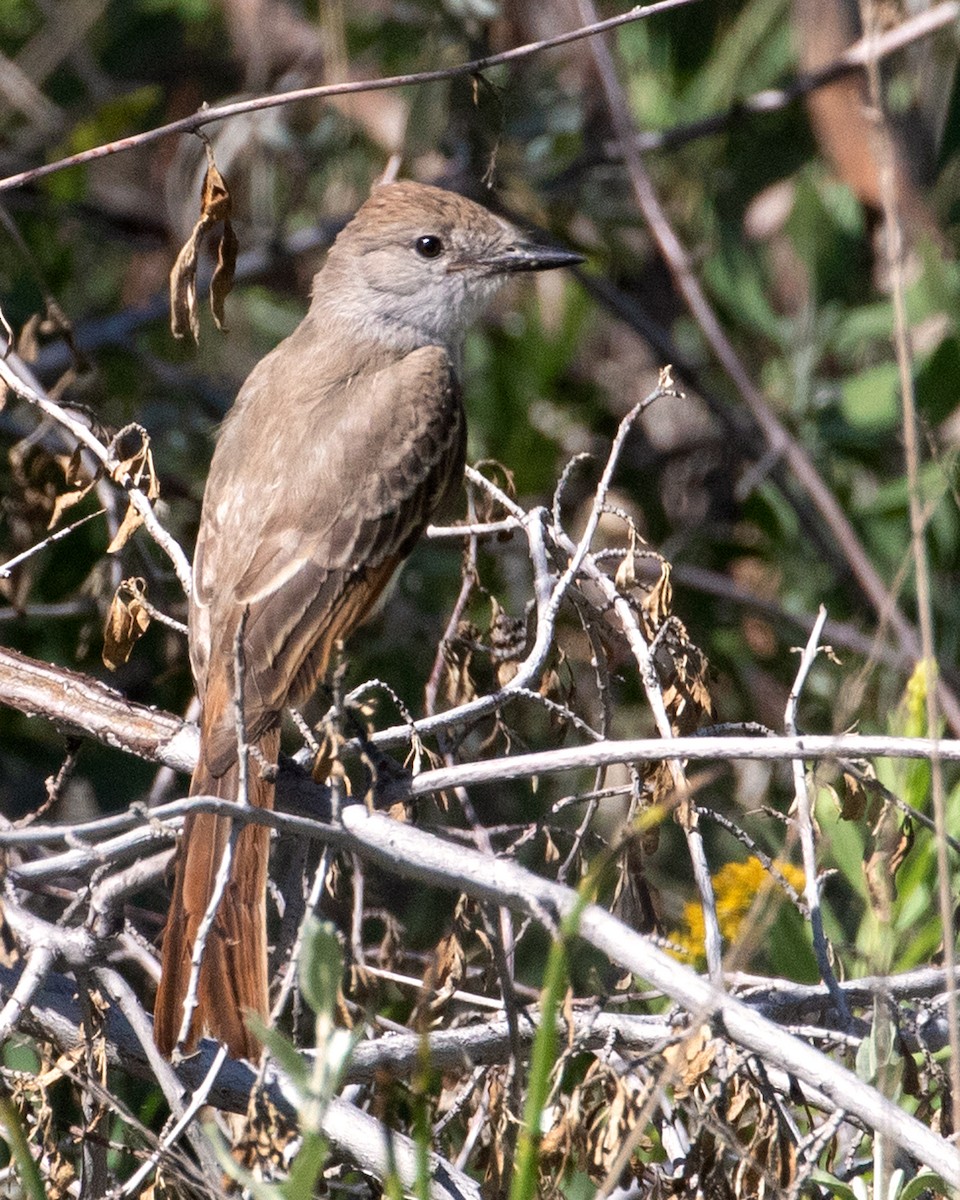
[414, 234, 444, 259]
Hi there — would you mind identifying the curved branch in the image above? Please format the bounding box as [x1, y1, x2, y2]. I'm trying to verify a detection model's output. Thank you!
[0, 0, 694, 195]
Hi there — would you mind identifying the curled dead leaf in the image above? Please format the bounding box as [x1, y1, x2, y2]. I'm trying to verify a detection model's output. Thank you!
[442, 621, 478, 709]
[662, 1025, 717, 1099]
[102, 577, 151, 670]
[488, 596, 529, 688]
[170, 148, 237, 342]
[211, 217, 238, 332]
[105, 425, 160, 554]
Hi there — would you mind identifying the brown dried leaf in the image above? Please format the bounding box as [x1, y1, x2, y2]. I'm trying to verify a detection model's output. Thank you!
[840, 770, 869, 821]
[640, 558, 673, 637]
[662, 1025, 716, 1098]
[8, 443, 94, 535]
[107, 500, 145, 555]
[471, 459, 516, 523]
[442, 621, 478, 709]
[170, 156, 235, 341]
[211, 218, 238, 331]
[489, 596, 529, 687]
[312, 723, 350, 794]
[106, 430, 160, 553]
[654, 617, 714, 736]
[865, 802, 914, 913]
[111, 428, 159, 497]
[48, 448, 97, 528]
[170, 224, 203, 342]
[102, 576, 151, 670]
[614, 544, 636, 593]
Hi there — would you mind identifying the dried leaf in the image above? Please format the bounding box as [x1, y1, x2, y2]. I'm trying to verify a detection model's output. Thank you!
[865, 801, 914, 913]
[840, 770, 869, 820]
[211, 218, 238, 331]
[470, 459, 516, 523]
[48, 449, 97, 528]
[170, 153, 236, 341]
[106, 427, 160, 553]
[442, 621, 478, 708]
[489, 596, 529, 687]
[662, 1025, 716, 1098]
[201, 159, 231, 222]
[640, 558, 672, 637]
[170, 224, 203, 342]
[102, 576, 151, 670]
[107, 501, 145, 554]
[109, 425, 159, 494]
[614, 545, 636, 593]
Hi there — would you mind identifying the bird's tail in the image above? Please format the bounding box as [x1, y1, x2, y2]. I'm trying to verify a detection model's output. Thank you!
[153, 719, 279, 1060]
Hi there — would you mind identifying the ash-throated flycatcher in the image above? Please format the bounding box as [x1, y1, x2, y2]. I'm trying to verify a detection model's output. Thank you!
[153, 181, 581, 1058]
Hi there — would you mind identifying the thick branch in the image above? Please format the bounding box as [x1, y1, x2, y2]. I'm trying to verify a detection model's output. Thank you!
[0, 961, 481, 1200]
[0, 645, 196, 773]
[337, 805, 960, 1185]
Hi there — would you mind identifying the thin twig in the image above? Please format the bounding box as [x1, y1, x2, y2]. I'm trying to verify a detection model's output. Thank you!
[596, 2, 960, 160]
[0, 351, 192, 594]
[0, 508, 105, 578]
[0, 0, 696, 195]
[574, 0, 960, 739]
[0, 945, 55, 1043]
[119, 1044, 228, 1197]
[94, 966, 223, 1187]
[784, 606, 851, 1027]
[337, 804, 960, 1186]
[268, 848, 331, 1025]
[858, 0, 960, 1128]
[4, 733, 960, 867]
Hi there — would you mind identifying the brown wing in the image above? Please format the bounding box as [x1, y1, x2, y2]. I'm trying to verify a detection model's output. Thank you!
[190, 339, 465, 776]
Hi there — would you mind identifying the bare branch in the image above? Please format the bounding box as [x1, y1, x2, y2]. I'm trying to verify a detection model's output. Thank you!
[858, 0, 960, 1127]
[575, 0, 960, 738]
[0, 0, 695, 196]
[0, 507, 105, 578]
[0, 962, 481, 1200]
[785, 606, 851, 1026]
[603, 1, 960, 158]
[0, 645, 197, 774]
[0, 351, 193, 594]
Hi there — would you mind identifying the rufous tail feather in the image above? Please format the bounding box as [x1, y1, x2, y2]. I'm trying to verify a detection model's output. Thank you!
[154, 720, 278, 1059]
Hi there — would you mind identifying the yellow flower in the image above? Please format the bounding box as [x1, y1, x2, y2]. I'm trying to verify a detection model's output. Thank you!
[669, 857, 804, 966]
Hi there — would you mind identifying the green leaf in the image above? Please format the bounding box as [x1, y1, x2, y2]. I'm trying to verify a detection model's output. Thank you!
[283, 1130, 329, 1199]
[0, 1095, 46, 1200]
[247, 1017, 309, 1099]
[807, 1169, 860, 1200]
[840, 362, 900, 432]
[916, 336, 960, 425]
[899, 1170, 950, 1200]
[299, 918, 343, 1019]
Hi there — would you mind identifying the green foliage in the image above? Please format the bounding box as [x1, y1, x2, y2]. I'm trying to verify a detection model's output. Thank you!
[2, 0, 960, 1194]
[222, 920, 355, 1199]
[0, 1094, 46, 1200]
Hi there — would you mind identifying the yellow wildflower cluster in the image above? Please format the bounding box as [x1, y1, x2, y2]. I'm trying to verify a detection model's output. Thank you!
[669, 856, 805, 967]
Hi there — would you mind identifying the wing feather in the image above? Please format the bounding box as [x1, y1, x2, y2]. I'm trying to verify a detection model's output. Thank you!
[191, 342, 465, 776]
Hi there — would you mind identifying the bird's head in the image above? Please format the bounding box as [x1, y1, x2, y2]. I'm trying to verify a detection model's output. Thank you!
[317, 181, 582, 353]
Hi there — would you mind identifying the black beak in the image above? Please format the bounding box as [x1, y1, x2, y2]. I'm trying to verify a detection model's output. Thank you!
[483, 241, 585, 274]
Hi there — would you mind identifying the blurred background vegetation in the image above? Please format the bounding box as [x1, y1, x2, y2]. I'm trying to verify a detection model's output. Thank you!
[1, 0, 960, 1192]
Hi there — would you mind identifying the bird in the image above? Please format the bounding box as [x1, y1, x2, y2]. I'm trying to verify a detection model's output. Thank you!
[153, 180, 582, 1059]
